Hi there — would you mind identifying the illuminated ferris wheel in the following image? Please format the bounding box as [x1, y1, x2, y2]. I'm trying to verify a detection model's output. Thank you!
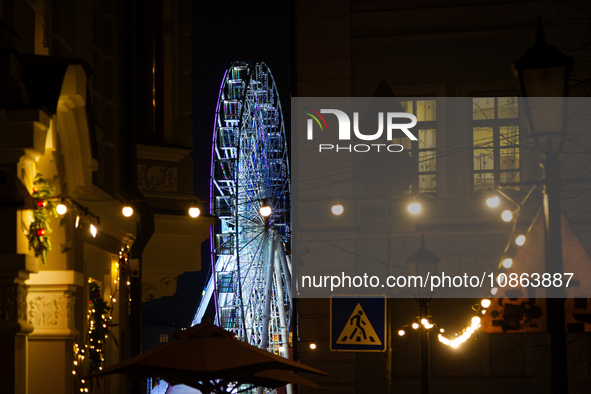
[193, 61, 292, 357]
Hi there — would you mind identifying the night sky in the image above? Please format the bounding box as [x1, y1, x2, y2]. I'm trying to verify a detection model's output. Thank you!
[192, 2, 293, 198]
[143, 2, 293, 332]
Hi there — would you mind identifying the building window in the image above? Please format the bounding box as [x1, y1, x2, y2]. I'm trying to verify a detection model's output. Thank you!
[472, 97, 519, 191]
[394, 99, 437, 193]
[159, 334, 169, 343]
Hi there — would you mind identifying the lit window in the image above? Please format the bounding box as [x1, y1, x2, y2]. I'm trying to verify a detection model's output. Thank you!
[393, 99, 437, 193]
[472, 97, 519, 191]
[159, 334, 168, 343]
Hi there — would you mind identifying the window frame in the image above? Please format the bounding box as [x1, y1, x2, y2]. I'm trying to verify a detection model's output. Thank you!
[401, 99, 438, 195]
[471, 96, 521, 192]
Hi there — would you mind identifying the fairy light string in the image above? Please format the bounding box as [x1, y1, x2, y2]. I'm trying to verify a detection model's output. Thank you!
[72, 245, 131, 391]
[87, 280, 112, 373]
[397, 299, 491, 349]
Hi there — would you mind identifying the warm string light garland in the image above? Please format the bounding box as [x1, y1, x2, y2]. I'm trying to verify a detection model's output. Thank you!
[437, 315, 482, 348]
[33, 192, 101, 240]
[87, 280, 113, 374]
[71, 279, 114, 393]
[56, 198, 101, 238]
[72, 342, 89, 392]
[484, 187, 538, 296]
[48, 196, 204, 241]
[397, 299, 491, 349]
[111, 246, 132, 307]
[71, 246, 131, 391]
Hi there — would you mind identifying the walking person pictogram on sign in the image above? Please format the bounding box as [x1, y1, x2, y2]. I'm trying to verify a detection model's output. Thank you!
[336, 303, 382, 345]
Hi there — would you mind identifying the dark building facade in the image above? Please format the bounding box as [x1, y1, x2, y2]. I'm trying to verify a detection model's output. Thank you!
[294, 1, 591, 393]
[0, 1, 212, 393]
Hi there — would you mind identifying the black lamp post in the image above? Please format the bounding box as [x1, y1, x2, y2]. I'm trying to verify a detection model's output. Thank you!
[405, 235, 440, 394]
[513, 16, 573, 394]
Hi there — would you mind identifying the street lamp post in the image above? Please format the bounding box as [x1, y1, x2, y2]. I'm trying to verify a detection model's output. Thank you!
[406, 236, 440, 394]
[513, 16, 573, 394]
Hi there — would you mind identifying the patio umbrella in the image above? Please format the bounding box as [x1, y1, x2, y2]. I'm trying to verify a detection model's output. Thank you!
[87, 320, 326, 393]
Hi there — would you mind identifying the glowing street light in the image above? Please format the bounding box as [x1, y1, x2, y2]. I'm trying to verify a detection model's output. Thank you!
[122, 206, 134, 217]
[56, 203, 68, 215]
[481, 299, 492, 308]
[501, 210, 513, 222]
[89, 224, 98, 238]
[331, 203, 344, 216]
[486, 196, 500, 208]
[407, 202, 422, 215]
[188, 207, 201, 218]
[259, 204, 272, 217]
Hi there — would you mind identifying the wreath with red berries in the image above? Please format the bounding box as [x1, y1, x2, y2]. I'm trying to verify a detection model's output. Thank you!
[27, 174, 57, 264]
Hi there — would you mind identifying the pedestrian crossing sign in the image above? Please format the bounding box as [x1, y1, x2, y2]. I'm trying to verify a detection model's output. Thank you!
[330, 297, 386, 352]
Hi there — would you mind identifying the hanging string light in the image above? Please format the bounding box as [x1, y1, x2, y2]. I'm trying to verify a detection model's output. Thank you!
[113, 245, 133, 309]
[73, 277, 118, 392]
[438, 315, 482, 348]
[72, 342, 90, 393]
[396, 299, 491, 349]
[122, 205, 134, 217]
[487, 188, 540, 296]
[87, 280, 113, 374]
[73, 245, 131, 390]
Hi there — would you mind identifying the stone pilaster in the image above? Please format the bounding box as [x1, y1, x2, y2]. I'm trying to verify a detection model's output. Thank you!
[0, 253, 39, 394]
[25, 270, 83, 394]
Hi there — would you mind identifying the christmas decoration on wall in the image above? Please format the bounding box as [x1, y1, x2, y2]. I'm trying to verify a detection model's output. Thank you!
[87, 280, 115, 374]
[72, 280, 116, 393]
[72, 342, 90, 393]
[27, 173, 57, 264]
[108, 245, 131, 307]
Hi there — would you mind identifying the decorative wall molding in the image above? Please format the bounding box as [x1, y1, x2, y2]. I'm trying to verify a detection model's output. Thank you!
[0, 284, 28, 323]
[25, 270, 83, 337]
[142, 276, 178, 302]
[0, 254, 38, 334]
[137, 164, 178, 192]
[27, 292, 75, 330]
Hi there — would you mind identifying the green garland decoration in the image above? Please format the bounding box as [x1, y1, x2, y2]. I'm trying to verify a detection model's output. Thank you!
[87, 281, 116, 373]
[27, 174, 57, 264]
